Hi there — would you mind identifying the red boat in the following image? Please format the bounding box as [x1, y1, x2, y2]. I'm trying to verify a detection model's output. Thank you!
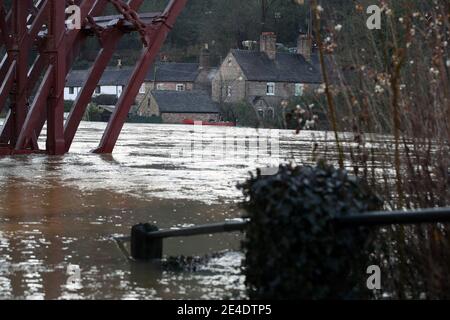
[182, 119, 236, 127]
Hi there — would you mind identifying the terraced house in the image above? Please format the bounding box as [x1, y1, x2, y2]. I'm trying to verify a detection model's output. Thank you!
[212, 32, 323, 118]
[64, 47, 218, 124]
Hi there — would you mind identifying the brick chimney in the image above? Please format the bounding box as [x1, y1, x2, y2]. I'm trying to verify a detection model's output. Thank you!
[260, 32, 277, 60]
[297, 31, 312, 62]
[199, 44, 210, 70]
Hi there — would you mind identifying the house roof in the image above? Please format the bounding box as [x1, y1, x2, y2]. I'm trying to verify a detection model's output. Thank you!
[66, 62, 200, 87]
[66, 69, 88, 87]
[231, 49, 322, 83]
[145, 62, 200, 82]
[152, 90, 219, 114]
[98, 68, 133, 86]
[66, 67, 133, 87]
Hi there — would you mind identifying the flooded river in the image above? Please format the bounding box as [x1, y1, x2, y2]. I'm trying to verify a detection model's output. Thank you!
[0, 121, 331, 300]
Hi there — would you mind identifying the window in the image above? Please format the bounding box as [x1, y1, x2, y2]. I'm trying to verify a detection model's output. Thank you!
[176, 84, 185, 91]
[227, 86, 232, 97]
[266, 82, 275, 96]
[139, 84, 146, 94]
[69, 87, 75, 94]
[257, 109, 264, 118]
[295, 83, 305, 97]
[156, 83, 164, 90]
[95, 86, 101, 94]
[267, 108, 274, 119]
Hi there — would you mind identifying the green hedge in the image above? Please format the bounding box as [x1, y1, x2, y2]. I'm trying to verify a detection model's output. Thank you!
[91, 94, 119, 106]
[238, 162, 383, 299]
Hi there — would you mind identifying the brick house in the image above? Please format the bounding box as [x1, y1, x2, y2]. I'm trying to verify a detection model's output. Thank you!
[212, 32, 322, 118]
[140, 90, 220, 124]
[66, 46, 216, 104]
[135, 46, 217, 111]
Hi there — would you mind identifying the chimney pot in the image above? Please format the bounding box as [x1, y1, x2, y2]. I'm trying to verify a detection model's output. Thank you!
[297, 32, 312, 62]
[260, 32, 277, 60]
[199, 44, 210, 70]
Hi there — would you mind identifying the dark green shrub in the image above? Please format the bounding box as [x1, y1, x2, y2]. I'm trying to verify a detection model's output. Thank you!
[220, 101, 260, 128]
[92, 94, 118, 106]
[83, 104, 105, 122]
[238, 162, 383, 300]
[64, 100, 73, 113]
[283, 95, 330, 131]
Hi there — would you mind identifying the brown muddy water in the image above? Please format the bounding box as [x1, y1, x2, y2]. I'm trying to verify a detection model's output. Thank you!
[0, 121, 341, 300]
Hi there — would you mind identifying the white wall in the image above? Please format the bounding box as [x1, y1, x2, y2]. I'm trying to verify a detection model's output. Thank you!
[64, 87, 81, 101]
[64, 85, 124, 101]
[99, 85, 122, 96]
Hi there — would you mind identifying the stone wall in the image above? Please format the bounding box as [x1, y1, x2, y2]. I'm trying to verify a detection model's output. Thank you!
[161, 113, 220, 124]
[138, 95, 219, 124]
[212, 52, 320, 108]
[212, 52, 247, 103]
[135, 81, 194, 107]
[247, 82, 319, 101]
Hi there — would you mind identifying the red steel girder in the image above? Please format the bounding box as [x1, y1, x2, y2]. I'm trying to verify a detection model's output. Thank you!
[8, 0, 33, 147]
[11, 0, 106, 152]
[0, 0, 47, 142]
[0, 60, 15, 114]
[0, 110, 12, 144]
[93, 0, 188, 154]
[0, 0, 188, 156]
[23, 0, 109, 146]
[64, 0, 146, 152]
[14, 0, 67, 154]
[0, 1, 8, 48]
[15, 66, 52, 150]
[44, 0, 67, 155]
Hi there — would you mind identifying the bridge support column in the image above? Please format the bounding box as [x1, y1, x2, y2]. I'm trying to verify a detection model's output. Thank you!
[45, 0, 66, 155]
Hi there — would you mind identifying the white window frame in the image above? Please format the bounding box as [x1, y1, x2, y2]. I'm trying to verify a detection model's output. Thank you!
[95, 86, 101, 94]
[176, 84, 185, 91]
[266, 82, 275, 96]
[69, 87, 75, 94]
[295, 83, 305, 97]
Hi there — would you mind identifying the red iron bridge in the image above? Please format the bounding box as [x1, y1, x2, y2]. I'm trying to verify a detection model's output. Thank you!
[0, 0, 187, 156]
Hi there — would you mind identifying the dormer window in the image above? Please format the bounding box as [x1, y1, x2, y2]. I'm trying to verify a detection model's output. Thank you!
[266, 82, 275, 96]
[176, 84, 185, 91]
